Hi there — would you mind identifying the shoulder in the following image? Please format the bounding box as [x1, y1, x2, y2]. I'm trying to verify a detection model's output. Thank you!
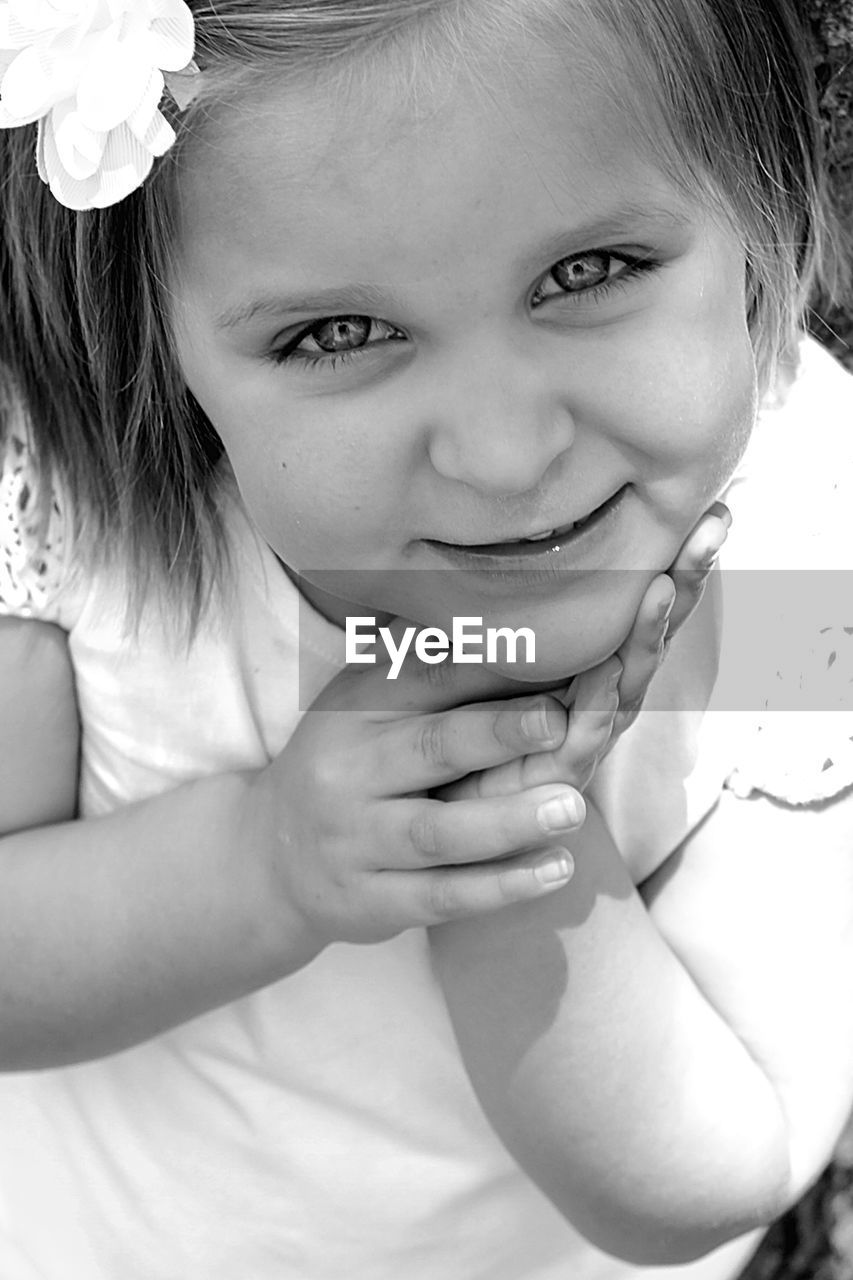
[716, 338, 853, 807]
[723, 338, 853, 570]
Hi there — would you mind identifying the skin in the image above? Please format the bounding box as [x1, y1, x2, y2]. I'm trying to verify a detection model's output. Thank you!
[0, 22, 739, 1073]
[4, 21, 853, 1279]
[171, 28, 756, 683]
[11, 25, 853, 1280]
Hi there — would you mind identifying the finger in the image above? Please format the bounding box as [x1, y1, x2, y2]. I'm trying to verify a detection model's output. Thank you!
[520, 657, 621, 789]
[559, 655, 621, 753]
[667, 504, 730, 636]
[436, 664, 617, 801]
[383, 784, 586, 869]
[437, 759, 533, 801]
[613, 575, 674, 734]
[380, 845, 577, 926]
[377, 693, 568, 791]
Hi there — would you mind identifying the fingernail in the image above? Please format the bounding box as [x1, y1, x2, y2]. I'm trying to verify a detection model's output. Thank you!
[700, 524, 730, 569]
[537, 793, 584, 831]
[657, 586, 676, 625]
[522, 701, 556, 741]
[534, 851, 575, 886]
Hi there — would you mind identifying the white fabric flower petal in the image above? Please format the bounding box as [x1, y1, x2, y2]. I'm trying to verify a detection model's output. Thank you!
[77, 30, 150, 130]
[13, 0, 95, 33]
[7, 19, 40, 48]
[0, 98, 26, 125]
[125, 72, 173, 154]
[89, 119, 153, 207]
[0, 9, 30, 50]
[0, 48, 21, 81]
[36, 113, 48, 180]
[51, 96, 105, 179]
[0, 45, 66, 121]
[143, 0, 194, 72]
[1, 0, 194, 208]
[40, 108, 101, 208]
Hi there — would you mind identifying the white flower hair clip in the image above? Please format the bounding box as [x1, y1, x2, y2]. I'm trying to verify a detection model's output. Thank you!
[0, 0, 199, 211]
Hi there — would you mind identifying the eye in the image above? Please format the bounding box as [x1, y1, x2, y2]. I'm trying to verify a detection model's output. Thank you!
[276, 314, 405, 367]
[531, 250, 651, 307]
[307, 316, 372, 353]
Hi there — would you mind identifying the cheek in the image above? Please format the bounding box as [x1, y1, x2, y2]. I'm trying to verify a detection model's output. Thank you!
[616, 311, 757, 476]
[679, 326, 758, 486]
[220, 412, 405, 570]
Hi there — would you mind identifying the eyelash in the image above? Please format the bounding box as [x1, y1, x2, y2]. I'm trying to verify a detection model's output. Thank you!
[270, 251, 661, 372]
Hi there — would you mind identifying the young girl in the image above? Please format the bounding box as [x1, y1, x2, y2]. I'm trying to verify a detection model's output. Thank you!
[1, 1, 852, 1277]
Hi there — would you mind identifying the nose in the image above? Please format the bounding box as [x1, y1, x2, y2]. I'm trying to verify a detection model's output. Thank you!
[426, 341, 576, 495]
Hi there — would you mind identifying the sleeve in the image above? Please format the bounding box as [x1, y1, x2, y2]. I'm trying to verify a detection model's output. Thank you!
[0, 422, 71, 623]
[725, 624, 853, 806]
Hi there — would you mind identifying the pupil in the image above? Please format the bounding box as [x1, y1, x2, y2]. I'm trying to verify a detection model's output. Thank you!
[552, 253, 609, 292]
[314, 315, 371, 352]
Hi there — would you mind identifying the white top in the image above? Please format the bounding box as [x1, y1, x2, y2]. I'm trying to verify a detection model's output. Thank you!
[0, 337, 851, 1280]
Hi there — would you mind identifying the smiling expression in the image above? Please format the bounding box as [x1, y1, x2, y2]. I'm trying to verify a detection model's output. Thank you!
[172, 21, 758, 679]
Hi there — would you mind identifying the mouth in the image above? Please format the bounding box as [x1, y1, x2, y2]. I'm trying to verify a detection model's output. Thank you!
[423, 485, 630, 564]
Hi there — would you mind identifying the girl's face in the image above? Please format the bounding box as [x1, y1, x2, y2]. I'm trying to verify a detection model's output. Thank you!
[173, 27, 757, 678]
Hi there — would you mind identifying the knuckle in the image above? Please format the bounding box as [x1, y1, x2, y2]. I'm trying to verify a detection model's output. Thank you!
[495, 864, 527, 907]
[417, 654, 456, 693]
[305, 747, 345, 798]
[587, 698, 619, 731]
[415, 716, 451, 773]
[408, 807, 443, 860]
[426, 874, 460, 921]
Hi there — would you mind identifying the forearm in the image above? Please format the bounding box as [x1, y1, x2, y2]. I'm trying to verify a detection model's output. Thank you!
[429, 803, 790, 1264]
[0, 769, 319, 1069]
[641, 786, 853, 1208]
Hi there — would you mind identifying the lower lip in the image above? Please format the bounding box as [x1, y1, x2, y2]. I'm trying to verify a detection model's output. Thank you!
[422, 485, 630, 573]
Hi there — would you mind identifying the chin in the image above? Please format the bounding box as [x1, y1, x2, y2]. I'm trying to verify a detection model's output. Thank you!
[483, 577, 650, 683]
[485, 634, 622, 684]
[484, 614, 634, 686]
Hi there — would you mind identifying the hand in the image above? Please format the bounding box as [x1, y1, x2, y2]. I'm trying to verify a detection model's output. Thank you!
[439, 502, 731, 800]
[250, 655, 584, 949]
[613, 500, 731, 738]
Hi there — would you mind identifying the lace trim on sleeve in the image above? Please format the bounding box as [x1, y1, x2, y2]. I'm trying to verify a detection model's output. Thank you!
[726, 624, 853, 806]
[0, 425, 67, 620]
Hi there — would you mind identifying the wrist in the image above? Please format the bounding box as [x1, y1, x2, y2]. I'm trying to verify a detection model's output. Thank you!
[241, 764, 328, 973]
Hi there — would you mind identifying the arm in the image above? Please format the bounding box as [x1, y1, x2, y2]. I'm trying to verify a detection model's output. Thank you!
[0, 505, 729, 1069]
[0, 610, 319, 1065]
[641, 785, 853, 1204]
[0, 617, 591, 1070]
[0, 616, 79, 830]
[429, 799, 795, 1265]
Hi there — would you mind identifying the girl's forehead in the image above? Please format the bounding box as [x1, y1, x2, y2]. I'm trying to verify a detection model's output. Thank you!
[173, 20, 691, 295]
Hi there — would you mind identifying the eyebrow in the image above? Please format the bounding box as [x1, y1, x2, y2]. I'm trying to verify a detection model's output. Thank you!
[215, 283, 398, 332]
[213, 202, 691, 332]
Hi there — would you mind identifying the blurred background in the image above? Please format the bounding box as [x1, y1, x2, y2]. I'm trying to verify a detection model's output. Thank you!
[804, 0, 853, 367]
[730, 9, 853, 1277]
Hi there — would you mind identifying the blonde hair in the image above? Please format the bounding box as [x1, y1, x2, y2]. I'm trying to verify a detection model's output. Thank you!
[0, 0, 844, 626]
